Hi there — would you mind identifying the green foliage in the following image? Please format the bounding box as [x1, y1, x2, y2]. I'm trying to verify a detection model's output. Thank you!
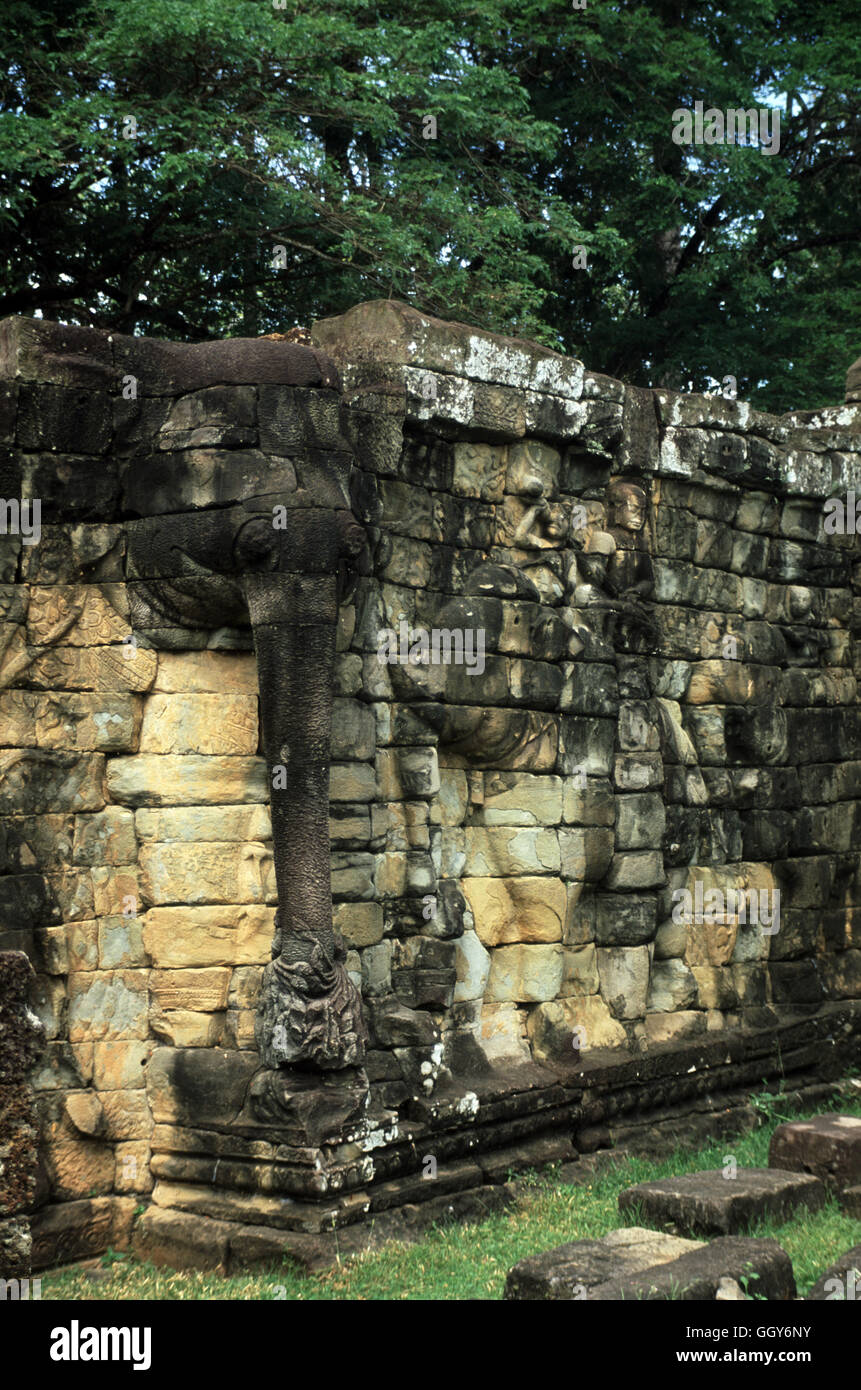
[1, 0, 859, 409]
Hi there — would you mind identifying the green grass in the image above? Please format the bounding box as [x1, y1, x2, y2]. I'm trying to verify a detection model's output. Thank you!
[42, 1090, 861, 1301]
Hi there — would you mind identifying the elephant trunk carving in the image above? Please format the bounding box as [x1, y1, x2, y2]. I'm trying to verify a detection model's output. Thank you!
[245, 569, 367, 1069]
[128, 486, 369, 1073]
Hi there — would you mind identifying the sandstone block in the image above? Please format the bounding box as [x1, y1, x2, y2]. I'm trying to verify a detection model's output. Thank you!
[558, 828, 614, 881]
[618, 1169, 824, 1237]
[73, 808, 137, 866]
[333, 902, 384, 949]
[142, 905, 274, 967]
[486, 944, 563, 1003]
[560, 944, 598, 997]
[92, 1040, 152, 1091]
[99, 1089, 151, 1141]
[115, 1141, 153, 1194]
[0, 751, 106, 815]
[605, 851, 665, 890]
[140, 843, 275, 905]
[98, 917, 146, 969]
[642, 1009, 706, 1046]
[149, 969, 231, 1012]
[376, 747, 439, 799]
[647, 958, 698, 1012]
[330, 762, 376, 802]
[562, 777, 614, 826]
[139, 693, 258, 755]
[769, 1115, 861, 1193]
[480, 772, 562, 826]
[453, 931, 491, 1002]
[505, 1226, 703, 1300]
[463, 876, 566, 946]
[135, 805, 272, 842]
[27, 645, 157, 692]
[107, 755, 267, 807]
[91, 866, 139, 917]
[615, 793, 666, 850]
[478, 1003, 530, 1064]
[153, 651, 258, 693]
[67, 971, 149, 1041]
[41, 1133, 115, 1201]
[463, 827, 560, 876]
[597, 946, 650, 1019]
[150, 1010, 226, 1047]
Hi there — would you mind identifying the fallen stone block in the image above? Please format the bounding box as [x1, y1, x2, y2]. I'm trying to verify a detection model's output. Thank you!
[806, 1244, 861, 1301]
[769, 1114, 861, 1193]
[618, 1167, 824, 1236]
[840, 1184, 861, 1219]
[504, 1227, 796, 1300]
[504, 1226, 703, 1299]
[589, 1237, 795, 1301]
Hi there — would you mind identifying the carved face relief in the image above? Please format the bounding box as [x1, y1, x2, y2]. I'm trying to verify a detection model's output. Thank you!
[606, 479, 648, 533]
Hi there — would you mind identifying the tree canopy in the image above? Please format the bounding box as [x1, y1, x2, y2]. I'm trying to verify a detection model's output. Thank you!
[1, 0, 858, 411]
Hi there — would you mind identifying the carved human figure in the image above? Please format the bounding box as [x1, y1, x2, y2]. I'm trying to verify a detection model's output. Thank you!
[570, 477, 655, 649]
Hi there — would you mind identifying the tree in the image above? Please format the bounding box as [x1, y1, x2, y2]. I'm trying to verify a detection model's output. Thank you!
[1, 0, 858, 411]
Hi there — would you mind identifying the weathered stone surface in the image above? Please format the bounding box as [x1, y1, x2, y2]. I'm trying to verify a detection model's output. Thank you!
[647, 959, 698, 1013]
[841, 1185, 861, 1219]
[505, 1226, 703, 1299]
[486, 945, 563, 1003]
[143, 906, 274, 966]
[0, 1217, 32, 1279]
[132, 1204, 232, 1273]
[596, 947, 650, 1020]
[139, 693, 258, 754]
[463, 827, 560, 876]
[152, 650, 258, 693]
[769, 1114, 861, 1192]
[478, 1002, 530, 1063]
[527, 993, 626, 1060]
[107, 755, 268, 806]
[140, 843, 276, 905]
[463, 876, 566, 946]
[453, 931, 491, 1002]
[588, 1236, 796, 1301]
[67, 971, 149, 1042]
[618, 1167, 825, 1236]
[30, 1196, 133, 1270]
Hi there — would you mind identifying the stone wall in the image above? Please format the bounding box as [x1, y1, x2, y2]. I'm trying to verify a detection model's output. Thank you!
[1, 303, 860, 1271]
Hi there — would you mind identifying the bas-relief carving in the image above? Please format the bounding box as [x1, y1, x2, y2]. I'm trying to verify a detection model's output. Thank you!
[393, 474, 657, 769]
[126, 456, 371, 1073]
[570, 478, 657, 652]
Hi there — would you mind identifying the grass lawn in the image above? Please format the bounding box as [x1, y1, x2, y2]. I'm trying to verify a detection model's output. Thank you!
[42, 1089, 861, 1301]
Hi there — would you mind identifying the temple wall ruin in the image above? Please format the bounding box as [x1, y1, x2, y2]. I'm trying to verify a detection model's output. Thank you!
[1, 301, 860, 1271]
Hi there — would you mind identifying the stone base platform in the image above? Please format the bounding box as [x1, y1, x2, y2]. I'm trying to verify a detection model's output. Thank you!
[31, 1002, 861, 1274]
